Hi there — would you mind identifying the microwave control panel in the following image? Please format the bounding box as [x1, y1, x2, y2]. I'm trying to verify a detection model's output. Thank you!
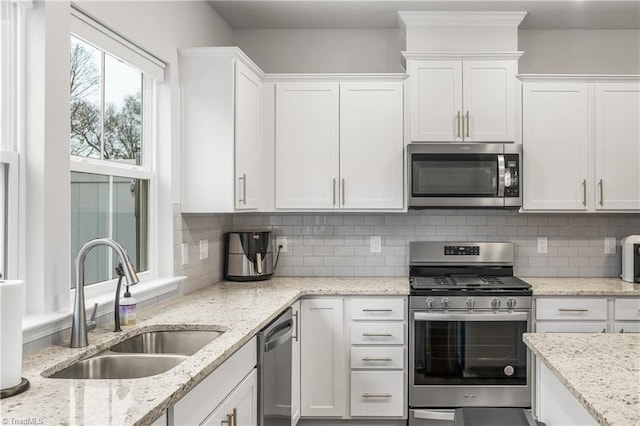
[504, 154, 520, 198]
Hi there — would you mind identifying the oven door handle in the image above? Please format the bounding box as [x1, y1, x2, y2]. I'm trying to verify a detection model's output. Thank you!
[413, 311, 529, 322]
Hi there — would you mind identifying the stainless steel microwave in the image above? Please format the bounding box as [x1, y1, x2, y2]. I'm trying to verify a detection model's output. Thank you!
[408, 143, 522, 209]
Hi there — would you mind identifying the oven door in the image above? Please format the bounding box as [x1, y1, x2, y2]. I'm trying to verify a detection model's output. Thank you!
[409, 310, 531, 408]
[407, 143, 520, 208]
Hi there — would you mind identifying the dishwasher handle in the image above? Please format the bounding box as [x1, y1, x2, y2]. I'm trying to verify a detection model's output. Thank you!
[263, 319, 293, 352]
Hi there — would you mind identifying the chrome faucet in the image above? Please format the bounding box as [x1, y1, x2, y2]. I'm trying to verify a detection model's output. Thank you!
[70, 238, 140, 348]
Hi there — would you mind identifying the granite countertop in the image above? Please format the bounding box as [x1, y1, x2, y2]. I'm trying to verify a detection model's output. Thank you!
[526, 277, 640, 296]
[1, 277, 407, 426]
[524, 333, 640, 426]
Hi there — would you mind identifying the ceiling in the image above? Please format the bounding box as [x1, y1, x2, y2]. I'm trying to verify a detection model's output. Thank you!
[208, 0, 640, 30]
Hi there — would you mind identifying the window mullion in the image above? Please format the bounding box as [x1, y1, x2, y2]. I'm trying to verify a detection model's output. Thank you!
[100, 50, 105, 161]
[108, 175, 114, 278]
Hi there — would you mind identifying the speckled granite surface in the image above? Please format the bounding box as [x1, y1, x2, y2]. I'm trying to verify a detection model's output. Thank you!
[1, 277, 407, 426]
[524, 333, 640, 426]
[527, 277, 640, 296]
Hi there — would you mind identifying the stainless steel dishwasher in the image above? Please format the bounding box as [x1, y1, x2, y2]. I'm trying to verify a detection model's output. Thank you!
[258, 308, 293, 426]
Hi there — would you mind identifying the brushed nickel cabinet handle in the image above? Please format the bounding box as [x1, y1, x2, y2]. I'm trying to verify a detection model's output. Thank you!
[362, 309, 393, 312]
[238, 174, 246, 205]
[465, 111, 470, 138]
[599, 179, 604, 206]
[456, 111, 461, 138]
[292, 311, 299, 342]
[362, 357, 392, 362]
[363, 393, 392, 398]
[362, 333, 392, 337]
[332, 178, 336, 206]
[342, 178, 345, 206]
[582, 179, 587, 206]
[558, 308, 589, 312]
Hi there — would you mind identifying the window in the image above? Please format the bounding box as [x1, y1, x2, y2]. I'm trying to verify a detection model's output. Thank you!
[69, 9, 162, 289]
[0, 0, 24, 280]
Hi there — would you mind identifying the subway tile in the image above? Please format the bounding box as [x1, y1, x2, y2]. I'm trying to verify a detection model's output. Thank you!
[446, 216, 466, 225]
[353, 267, 375, 277]
[529, 257, 549, 267]
[303, 257, 324, 267]
[549, 257, 569, 267]
[354, 225, 376, 236]
[344, 236, 365, 246]
[385, 236, 407, 246]
[385, 215, 407, 225]
[333, 225, 355, 236]
[345, 256, 365, 267]
[507, 216, 528, 226]
[325, 215, 344, 225]
[334, 246, 355, 256]
[313, 266, 334, 276]
[303, 236, 325, 246]
[343, 215, 366, 225]
[364, 215, 386, 225]
[436, 225, 457, 235]
[415, 225, 437, 235]
[537, 267, 559, 277]
[324, 236, 345, 246]
[578, 246, 600, 257]
[313, 246, 334, 256]
[466, 216, 488, 226]
[456, 226, 477, 236]
[476, 226, 498, 236]
[374, 267, 396, 277]
[556, 267, 580, 277]
[333, 266, 355, 277]
[293, 245, 313, 256]
[517, 226, 538, 236]
[488, 216, 508, 225]
[324, 256, 345, 266]
[283, 216, 303, 225]
[548, 216, 569, 226]
[365, 256, 386, 267]
[394, 225, 418, 236]
[292, 266, 314, 276]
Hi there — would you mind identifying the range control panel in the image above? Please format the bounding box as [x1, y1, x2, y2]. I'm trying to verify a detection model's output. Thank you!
[444, 246, 480, 256]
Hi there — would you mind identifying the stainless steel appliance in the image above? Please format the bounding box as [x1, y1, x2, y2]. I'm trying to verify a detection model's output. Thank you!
[408, 242, 533, 426]
[224, 231, 274, 281]
[621, 235, 640, 283]
[408, 143, 522, 209]
[258, 308, 293, 426]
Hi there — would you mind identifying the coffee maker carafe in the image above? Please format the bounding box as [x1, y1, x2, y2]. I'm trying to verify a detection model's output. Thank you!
[224, 232, 274, 281]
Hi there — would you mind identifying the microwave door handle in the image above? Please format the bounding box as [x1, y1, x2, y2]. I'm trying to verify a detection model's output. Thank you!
[497, 154, 505, 197]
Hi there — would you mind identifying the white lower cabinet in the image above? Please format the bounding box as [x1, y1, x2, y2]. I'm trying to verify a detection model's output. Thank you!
[291, 301, 301, 426]
[202, 369, 258, 426]
[172, 337, 257, 426]
[300, 298, 346, 417]
[535, 297, 640, 333]
[299, 296, 407, 421]
[350, 371, 404, 417]
[535, 360, 597, 426]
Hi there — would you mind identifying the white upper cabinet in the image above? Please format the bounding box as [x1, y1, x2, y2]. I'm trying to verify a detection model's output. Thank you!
[522, 82, 590, 211]
[594, 83, 640, 210]
[339, 82, 404, 209]
[180, 47, 262, 213]
[275, 82, 340, 209]
[274, 78, 404, 211]
[521, 77, 640, 212]
[408, 58, 517, 142]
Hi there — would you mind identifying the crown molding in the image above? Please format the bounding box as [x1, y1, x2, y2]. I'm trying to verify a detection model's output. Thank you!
[262, 73, 407, 83]
[178, 46, 265, 79]
[518, 74, 640, 82]
[399, 11, 527, 35]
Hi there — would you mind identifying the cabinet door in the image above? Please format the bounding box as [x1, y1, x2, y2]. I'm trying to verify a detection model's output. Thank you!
[202, 369, 258, 426]
[291, 301, 301, 426]
[300, 298, 345, 417]
[522, 83, 590, 210]
[535, 322, 607, 333]
[594, 82, 640, 210]
[463, 60, 516, 142]
[235, 60, 261, 210]
[275, 83, 339, 209]
[339, 82, 404, 209]
[409, 60, 462, 141]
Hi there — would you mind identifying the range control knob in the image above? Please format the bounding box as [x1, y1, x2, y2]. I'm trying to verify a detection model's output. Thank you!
[507, 298, 517, 309]
[426, 298, 435, 309]
[441, 298, 451, 309]
[491, 298, 501, 309]
[466, 298, 476, 310]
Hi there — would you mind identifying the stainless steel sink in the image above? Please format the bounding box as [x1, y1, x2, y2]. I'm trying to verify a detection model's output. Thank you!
[110, 330, 224, 356]
[48, 354, 187, 379]
[47, 329, 225, 379]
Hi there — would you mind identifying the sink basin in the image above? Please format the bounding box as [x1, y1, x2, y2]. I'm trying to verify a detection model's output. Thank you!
[48, 354, 187, 379]
[47, 329, 225, 379]
[110, 330, 224, 356]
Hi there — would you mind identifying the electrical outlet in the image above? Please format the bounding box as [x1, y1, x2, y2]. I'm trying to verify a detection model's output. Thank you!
[199, 239, 209, 260]
[275, 237, 288, 253]
[604, 237, 616, 255]
[181, 243, 189, 265]
[537, 237, 548, 254]
[370, 236, 382, 254]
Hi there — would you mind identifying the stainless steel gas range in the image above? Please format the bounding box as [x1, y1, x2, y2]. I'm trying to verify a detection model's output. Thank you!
[408, 242, 533, 426]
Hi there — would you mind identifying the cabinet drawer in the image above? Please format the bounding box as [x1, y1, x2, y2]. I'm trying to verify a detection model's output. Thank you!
[351, 347, 405, 370]
[351, 298, 405, 321]
[351, 322, 405, 345]
[535, 321, 607, 333]
[536, 298, 607, 320]
[350, 371, 404, 417]
[614, 322, 640, 333]
[614, 298, 640, 320]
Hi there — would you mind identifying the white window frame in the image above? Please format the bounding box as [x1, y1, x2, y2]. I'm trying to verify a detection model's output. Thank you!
[68, 8, 166, 302]
[1, 0, 26, 280]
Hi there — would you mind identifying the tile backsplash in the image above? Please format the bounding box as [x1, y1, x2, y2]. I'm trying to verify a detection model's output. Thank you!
[231, 211, 640, 278]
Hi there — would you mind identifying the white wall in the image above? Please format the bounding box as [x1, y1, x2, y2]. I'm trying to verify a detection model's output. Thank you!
[233, 29, 405, 73]
[519, 30, 640, 74]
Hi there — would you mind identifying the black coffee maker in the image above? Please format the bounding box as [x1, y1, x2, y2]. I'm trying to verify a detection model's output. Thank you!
[224, 232, 274, 281]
